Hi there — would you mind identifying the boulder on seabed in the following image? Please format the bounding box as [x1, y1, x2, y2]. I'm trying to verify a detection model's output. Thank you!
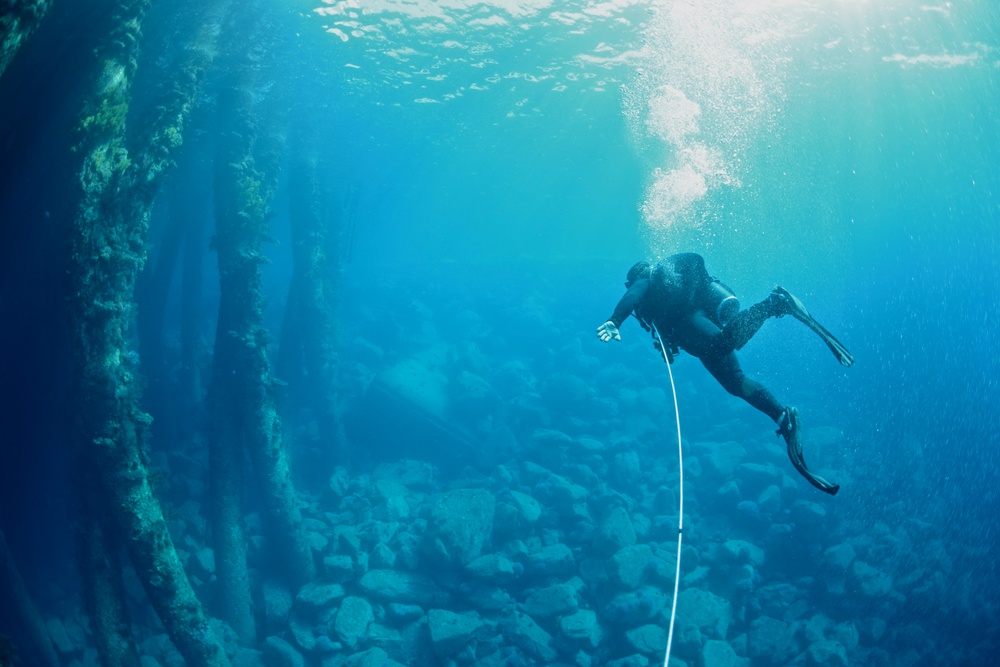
[466, 553, 517, 584]
[676, 588, 733, 639]
[358, 569, 449, 606]
[295, 582, 346, 616]
[702, 441, 747, 478]
[626, 624, 669, 657]
[604, 586, 669, 626]
[700, 639, 748, 667]
[508, 490, 543, 523]
[262, 580, 293, 633]
[263, 636, 305, 667]
[606, 654, 650, 667]
[522, 582, 579, 619]
[503, 611, 557, 662]
[524, 543, 575, 577]
[608, 543, 655, 590]
[334, 596, 374, 649]
[757, 485, 781, 515]
[734, 463, 783, 496]
[747, 615, 796, 661]
[825, 542, 856, 570]
[807, 639, 849, 667]
[560, 609, 603, 648]
[850, 561, 893, 597]
[423, 488, 496, 566]
[595, 505, 636, 554]
[612, 450, 643, 489]
[427, 608, 487, 658]
[719, 540, 765, 568]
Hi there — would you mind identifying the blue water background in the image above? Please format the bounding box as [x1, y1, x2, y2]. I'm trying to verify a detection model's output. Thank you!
[0, 0, 998, 664]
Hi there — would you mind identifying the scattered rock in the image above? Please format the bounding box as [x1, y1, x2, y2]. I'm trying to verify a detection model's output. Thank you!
[295, 582, 346, 614]
[717, 481, 742, 505]
[232, 648, 265, 667]
[747, 615, 795, 661]
[703, 441, 746, 478]
[335, 596, 374, 649]
[790, 500, 827, 527]
[676, 622, 703, 656]
[371, 542, 397, 569]
[734, 463, 783, 496]
[851, 561, 893, 597]
[508, 491, 542, 523]
[626, 624, 668, 656]
[386, 603, 424, 621]
[720, 540, 765, 568]
[677, 588, 733, 639]
[263, 636, 305, 667]
[612, 451, 643, 489]
[344, 646, 405, 667]
[560, 609, 603, 648]
[288, 609, 317, 651]
[700, 639, 746, 667]
[461, 583, 513, 612]
[757, 485, 781, 515]
[824, 543, 856, 572]
[807, 639, 849, 667]
[367, 623, 403, 654]
[543, 473, 590, 511]
[605, 654, 650, 667]
[424, 488, 496, 566]
[322, 554, 355, 582]
[604, 586, 668, 626]
[595, 506, 636, 554]
[427, 608, 487, 657]
[466, 553, 517, 583]
[609, 544, 655, 590]
[524, 543, 575, 577]
[504, 611, 557, 662]
[522, 582, 579, 619]
[358, 569, 449, 606]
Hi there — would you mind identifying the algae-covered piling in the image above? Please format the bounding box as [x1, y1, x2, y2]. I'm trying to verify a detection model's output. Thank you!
[67, 1, 228, 664]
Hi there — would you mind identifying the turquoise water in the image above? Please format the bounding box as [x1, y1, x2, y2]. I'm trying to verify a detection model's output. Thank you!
[0, 0, 998, 665]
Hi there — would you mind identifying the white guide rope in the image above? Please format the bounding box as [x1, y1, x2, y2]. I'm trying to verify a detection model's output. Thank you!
[653, 325, 683, 667]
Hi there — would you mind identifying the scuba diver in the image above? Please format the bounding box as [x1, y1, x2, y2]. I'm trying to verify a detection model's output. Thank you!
[596, 253, 854, 495]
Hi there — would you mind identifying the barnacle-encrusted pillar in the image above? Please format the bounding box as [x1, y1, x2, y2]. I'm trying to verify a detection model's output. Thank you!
[210, 74, 315, 643]
[283, 141, 345, 464]
[0, 0, 53, 79]
[67, 1, 228, 665]
[0, 526, 59, 667]
[78, 511, 140, 667]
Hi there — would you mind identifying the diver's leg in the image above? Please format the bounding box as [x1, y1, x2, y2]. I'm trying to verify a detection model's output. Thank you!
[716, 293, 783, 353]
[698, 350, 784, 421]
[698, 347, 840, 495]
[717, 288, 854, 367]
[770, 287, 855, 367]
[673, 313, 784, 420]
[672, 311, 724, 359]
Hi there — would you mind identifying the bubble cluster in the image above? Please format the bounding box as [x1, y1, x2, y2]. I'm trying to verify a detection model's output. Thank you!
[626, 0, 794, 242]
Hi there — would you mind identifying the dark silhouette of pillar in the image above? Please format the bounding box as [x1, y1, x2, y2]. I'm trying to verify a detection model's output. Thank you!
[67, 1, 229, 664]
[0, 0, 53, 79]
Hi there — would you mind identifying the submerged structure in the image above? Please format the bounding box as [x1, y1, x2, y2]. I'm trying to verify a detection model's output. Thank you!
[1, 1, 998, 666]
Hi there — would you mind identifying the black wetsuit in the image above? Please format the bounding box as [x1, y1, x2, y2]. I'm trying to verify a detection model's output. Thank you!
[607, 253, 785, 422]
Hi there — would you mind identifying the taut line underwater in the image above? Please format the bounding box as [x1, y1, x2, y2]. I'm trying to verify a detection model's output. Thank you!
[1, 1, 998, 666]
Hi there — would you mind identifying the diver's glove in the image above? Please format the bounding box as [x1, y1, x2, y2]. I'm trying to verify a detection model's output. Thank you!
[596, 321, 621, 342]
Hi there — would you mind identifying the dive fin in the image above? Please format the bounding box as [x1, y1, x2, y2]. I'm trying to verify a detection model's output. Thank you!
[773, 287, 855, 367]
[777, 407, 840, 496]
